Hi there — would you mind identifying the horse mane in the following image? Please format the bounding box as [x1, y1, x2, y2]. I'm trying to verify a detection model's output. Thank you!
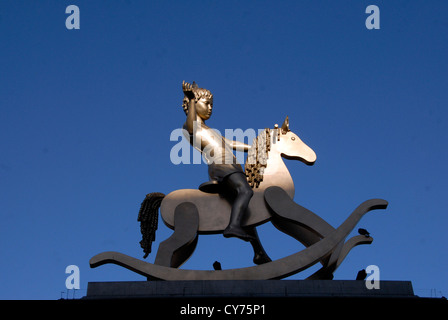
[245, 128, 271, 188]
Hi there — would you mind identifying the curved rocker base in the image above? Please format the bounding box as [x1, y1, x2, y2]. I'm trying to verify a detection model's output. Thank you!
[90, 198, 387, 280]
[264, 186, 387, 279]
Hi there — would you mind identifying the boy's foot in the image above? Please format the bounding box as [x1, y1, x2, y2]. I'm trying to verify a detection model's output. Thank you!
[223, 225, 256, 242]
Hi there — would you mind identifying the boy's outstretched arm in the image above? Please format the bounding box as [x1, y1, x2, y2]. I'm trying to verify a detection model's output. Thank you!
[224, 137, 251, 152]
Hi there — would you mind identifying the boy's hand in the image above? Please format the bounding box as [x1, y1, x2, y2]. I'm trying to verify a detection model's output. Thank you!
[182, 80, 195, 100]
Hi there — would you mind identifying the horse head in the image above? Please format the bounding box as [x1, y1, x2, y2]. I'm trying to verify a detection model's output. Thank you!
[274, 116, 317, 166]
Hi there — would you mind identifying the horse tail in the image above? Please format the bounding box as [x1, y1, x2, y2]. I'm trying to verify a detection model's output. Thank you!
[137, 192, 165, 258]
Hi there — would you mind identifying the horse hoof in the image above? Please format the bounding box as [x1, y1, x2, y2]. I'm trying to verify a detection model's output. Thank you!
[253, 253, 272, 265]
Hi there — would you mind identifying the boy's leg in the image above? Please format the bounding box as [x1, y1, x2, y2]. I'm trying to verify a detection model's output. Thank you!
[222, 172, 255, 241]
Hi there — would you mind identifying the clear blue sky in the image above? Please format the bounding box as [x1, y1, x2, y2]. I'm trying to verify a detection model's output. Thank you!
[1, 0, 447, 299]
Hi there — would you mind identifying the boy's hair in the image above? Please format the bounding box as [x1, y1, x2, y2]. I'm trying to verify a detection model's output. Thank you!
[182, 82, 213, 115]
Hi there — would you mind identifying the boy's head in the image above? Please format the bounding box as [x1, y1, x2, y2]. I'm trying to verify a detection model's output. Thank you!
[182, 82, 213, 115]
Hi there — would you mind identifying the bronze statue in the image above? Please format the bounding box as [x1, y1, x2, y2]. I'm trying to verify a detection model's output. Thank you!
[181, 81, 255, 242]
[90, 81, 388, 281]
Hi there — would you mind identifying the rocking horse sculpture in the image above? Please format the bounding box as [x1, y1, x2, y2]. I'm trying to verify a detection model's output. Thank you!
[90, 82, 388, 280]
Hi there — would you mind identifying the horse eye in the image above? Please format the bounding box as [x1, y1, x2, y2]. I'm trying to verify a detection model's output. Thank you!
[291, 137, 296, 141]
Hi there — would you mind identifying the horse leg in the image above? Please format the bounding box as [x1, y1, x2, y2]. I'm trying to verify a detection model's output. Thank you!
[265, 186, 335, 239]
[246, 227, 272, 265]
[265, 186, 337, 268]
[154, 202, 199, 268]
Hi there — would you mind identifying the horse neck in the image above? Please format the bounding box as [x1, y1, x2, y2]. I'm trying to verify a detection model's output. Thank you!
[259, 146, 295, 198]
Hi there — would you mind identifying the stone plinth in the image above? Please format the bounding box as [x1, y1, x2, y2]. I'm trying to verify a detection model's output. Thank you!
[84, 280, 415, 299]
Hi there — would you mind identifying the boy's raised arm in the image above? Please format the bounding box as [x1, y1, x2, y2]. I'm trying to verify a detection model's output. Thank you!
[182, 81, 196, 134]
[184, 99, 196, 134]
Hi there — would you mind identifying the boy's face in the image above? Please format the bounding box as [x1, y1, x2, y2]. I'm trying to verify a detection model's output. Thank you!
[196, 97, 213, 120]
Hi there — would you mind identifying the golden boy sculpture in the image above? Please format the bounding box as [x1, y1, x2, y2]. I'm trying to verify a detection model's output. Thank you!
[182, 81, 255, 242]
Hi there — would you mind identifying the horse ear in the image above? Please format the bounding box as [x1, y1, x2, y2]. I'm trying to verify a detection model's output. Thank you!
[281, 116, 290, 134]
